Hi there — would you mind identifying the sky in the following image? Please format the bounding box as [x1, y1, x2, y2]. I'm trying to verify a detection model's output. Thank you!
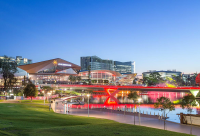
[0, 0, 200, 75]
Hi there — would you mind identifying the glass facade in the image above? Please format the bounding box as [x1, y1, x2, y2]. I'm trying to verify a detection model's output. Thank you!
[79, 70, 116, 84]
[16, 56, 32, 65]
[0, 56, 32, 66]
[114, 61, 135, 74]
[29, 75, 70, 84]
[81, 56, 135, 74]
[81, 56, 114, 71]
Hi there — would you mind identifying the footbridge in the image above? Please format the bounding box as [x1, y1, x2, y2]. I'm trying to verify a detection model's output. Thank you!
[51, 84, 200, 92]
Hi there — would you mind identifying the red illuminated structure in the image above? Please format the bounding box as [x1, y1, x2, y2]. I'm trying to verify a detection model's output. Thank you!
[196, 73, 200, 86]
[52, 84, 200, 105]
[104, 87, 120, 105]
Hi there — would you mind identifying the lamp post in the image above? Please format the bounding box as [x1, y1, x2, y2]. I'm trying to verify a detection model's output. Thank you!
[87, 94, 90, 117]
[138, 98, 142, 125]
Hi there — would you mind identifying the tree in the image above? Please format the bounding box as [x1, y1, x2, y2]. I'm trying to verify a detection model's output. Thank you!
[180, 94, 197, 135]
[128, 91, 139, 103]
[133, 78, 137, 84]
[72, 76, 76, 83]
[42, 86, 53, 104]
[143, 77, 149, 85]
[143, 72, 162, 86]
[68, 75, 74, 84]
[186, 77, 191, 86]
[191, 73, 197, 86]
[13, 88, 23, 96]
[0, 56, 18, 93]
[128, 91, 139, 125]
[23, 83, 38, 102]
[154, 97, 175, 130]
[172, 75, 184, 86]
[76, 76, 82, 83]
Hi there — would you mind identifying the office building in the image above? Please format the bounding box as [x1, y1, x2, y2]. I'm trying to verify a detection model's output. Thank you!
[80, 56, 135, 74]
[0, 56, 32, 66]
[114, 61, 135, 74]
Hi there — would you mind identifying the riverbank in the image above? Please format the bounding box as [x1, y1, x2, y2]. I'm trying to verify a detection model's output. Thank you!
[0, 102, 191, 136]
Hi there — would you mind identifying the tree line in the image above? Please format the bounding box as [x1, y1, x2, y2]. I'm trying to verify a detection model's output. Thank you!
[142, 72, 198, 86]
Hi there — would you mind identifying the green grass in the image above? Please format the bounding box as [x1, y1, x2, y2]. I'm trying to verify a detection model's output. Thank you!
[0, 103, 191, 136]
[20, 100, 49, 104]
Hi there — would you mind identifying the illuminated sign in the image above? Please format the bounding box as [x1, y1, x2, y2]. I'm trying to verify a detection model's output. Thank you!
[58, 63, 71, 67]
[53, 60, 57, 65]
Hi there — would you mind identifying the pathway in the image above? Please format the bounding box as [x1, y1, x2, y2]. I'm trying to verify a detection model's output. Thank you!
[54, 102, 200, 136]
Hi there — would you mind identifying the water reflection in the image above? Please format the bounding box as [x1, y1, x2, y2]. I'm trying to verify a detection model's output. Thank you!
[80, 90, 199, 123]
[137, 106, 199, 123]
[89, 91, 187, 104]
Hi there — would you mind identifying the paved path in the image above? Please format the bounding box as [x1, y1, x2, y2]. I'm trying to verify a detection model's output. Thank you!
[54, 103, 200, 136]
[0, 100, 20, 103]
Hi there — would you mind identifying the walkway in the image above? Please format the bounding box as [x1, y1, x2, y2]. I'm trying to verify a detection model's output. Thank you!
[54, 103, 200, 136]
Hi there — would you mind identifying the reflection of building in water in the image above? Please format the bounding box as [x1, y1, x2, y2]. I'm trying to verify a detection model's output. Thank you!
[88, 90, 186, 104]
[141, 91, 186, 103]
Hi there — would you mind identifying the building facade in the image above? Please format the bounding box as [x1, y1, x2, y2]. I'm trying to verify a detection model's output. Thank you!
[80, 56, 135, 74]
[79, 70, 121, 85]
[0, 56, 32, 66]
[114, 61, 135, 74]
[81, 56, 114, 71]
[18, 58, 81, 85]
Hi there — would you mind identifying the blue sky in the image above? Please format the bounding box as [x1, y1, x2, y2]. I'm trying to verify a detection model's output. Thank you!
[0, 0, 200, 74]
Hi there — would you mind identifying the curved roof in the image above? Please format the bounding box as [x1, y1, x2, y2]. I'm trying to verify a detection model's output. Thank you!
[80, 70, 121, 77]
[18, 58, 81, 74]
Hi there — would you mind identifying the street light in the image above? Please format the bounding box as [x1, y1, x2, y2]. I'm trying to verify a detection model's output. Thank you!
[87, 94, 90, 117]
[138, 98, 142, 125]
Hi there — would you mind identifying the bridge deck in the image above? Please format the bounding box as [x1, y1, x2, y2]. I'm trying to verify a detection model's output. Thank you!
[50, 84, 200, 92]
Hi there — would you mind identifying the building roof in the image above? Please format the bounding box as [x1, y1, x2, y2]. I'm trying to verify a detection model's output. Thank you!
[18, 58, 81, 74]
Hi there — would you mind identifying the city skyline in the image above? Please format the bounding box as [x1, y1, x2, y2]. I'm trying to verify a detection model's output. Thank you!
[1, 0, 200, 75]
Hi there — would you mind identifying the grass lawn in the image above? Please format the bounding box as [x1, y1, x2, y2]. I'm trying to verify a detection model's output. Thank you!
[20, 100, 49, 104]
[0, 103, 191, 136]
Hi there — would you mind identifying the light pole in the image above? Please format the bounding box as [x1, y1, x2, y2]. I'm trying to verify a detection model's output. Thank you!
[87, 94, 90, 117]
[138, 98, 142, 125]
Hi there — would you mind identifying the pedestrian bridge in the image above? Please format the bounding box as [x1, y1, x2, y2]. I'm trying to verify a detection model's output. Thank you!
[51, 84, 200, 92]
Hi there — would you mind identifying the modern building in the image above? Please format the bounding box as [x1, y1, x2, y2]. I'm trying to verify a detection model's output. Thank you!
[0, 56, 32, 66]
[80, 56, 114, 71]
[114, 61, 135, 74]
[79, 70, 121, 85]
[15, 56, 32, 66]
[80, 56, 135, 74]
[142, 70, 182, 79]
[17, 58, 81, 85]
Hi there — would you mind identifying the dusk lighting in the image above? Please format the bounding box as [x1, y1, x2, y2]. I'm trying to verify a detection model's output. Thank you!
[0, 0, 200, 135]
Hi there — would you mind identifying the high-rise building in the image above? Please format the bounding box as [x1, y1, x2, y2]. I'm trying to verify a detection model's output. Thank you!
[80, 56, 135, 74]
[0, 56, 32, 66]
[114, 61, 135, 74]
[15, 56, 32, 65]
[81, 56, 114, 71]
